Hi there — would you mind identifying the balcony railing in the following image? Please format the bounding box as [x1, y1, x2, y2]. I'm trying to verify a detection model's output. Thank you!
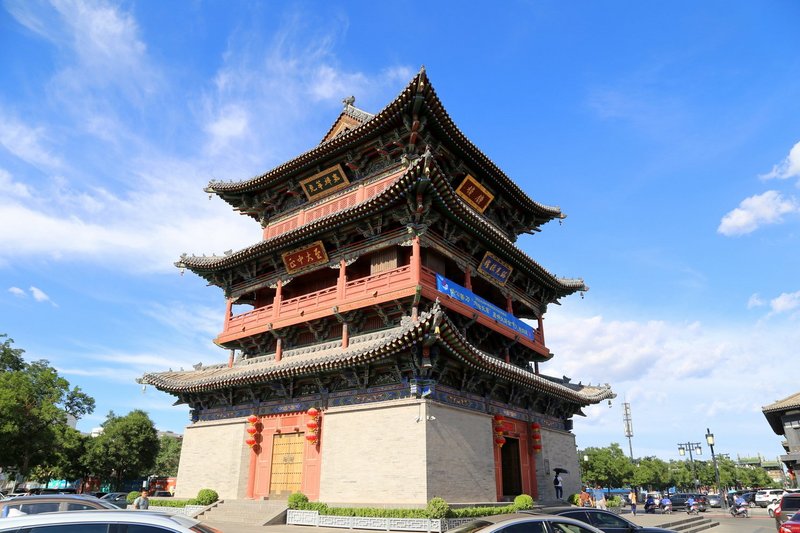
[218, 264, 544, 352]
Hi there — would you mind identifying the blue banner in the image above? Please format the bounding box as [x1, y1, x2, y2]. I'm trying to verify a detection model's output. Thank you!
[435, 274, 535, 340]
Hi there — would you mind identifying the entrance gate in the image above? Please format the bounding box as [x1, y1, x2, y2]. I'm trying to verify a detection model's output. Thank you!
[269, 433, 305, 497]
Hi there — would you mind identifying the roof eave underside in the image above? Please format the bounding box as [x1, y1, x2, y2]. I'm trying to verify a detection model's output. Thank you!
[139, 304, 612, 406]
[205, 69, 562, 222]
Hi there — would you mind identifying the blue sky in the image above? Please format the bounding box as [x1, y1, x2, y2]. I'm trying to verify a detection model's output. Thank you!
[2, 1, 800, 465]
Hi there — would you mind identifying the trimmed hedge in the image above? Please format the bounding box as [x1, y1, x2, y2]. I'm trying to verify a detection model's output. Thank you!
[196, 489, 218, 506]
[127, 491, 140, 504]
[293, 494, 535, 519]
[148, 499, 192, 508]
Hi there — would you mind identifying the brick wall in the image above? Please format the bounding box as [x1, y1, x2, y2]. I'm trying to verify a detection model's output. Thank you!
[536, 428, 579, 501]
[175, 418, 250, 500]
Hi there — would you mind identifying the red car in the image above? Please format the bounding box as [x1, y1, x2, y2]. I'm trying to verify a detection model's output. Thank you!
[780, 511, 800, 533]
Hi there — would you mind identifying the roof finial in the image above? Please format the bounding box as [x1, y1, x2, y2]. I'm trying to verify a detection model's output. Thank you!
[342, 95, 355, 109]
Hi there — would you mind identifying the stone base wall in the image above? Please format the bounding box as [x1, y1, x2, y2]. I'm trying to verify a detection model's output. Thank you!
[319, 398, 427, 505]
[175, 417, 250, 500]
[425, 402, 495, 502]
[536, 428, 579, 500]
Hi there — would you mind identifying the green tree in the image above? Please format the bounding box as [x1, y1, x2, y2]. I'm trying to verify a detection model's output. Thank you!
[582, 444, 634, 490]
[0, 337, 95, 475]
[153, 435, 182, 477]
[632, 457, 670, 491]
[0, 334, 25, 372]
[86, 410, 159, 489]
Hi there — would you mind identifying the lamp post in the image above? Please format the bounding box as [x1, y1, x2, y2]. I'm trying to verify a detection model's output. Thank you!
[677, 441, 703, 490]
[706, 428, 726, 509]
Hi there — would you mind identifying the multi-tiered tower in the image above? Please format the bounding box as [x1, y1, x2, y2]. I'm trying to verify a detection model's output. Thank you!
[141, 68, 613, 505]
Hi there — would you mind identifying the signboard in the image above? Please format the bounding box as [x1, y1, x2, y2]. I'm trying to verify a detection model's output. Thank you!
[478, 252, 513, 286]
[299, 164, 350, 201]
[455, 174, 494, 213]
[435, 273, 534, 340]
[282, 241, 329, 274]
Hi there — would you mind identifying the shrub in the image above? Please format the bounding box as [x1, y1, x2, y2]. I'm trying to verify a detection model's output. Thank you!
[451, 505, 515, 518]
[513, 494, 534, 510]
[425, 497, 450, 519]
[195, 488, 219, 506]
[567, 493, 580, 506]
[288, 492, 309, 509]
[148, 499, 192, 508]
[126, 491, 140, 504]
[607, 495, 623, 508]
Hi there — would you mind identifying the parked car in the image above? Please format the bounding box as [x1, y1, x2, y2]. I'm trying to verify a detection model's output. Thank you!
[99, 491, 130, 509]
[665, 493, 707, 511]
[0, 509, 222, 532]
[706, 494, 721, 508]
[769, 500, 781, 518]
[778, 510, 800, 533]
[447, 513, 607, 533]
[0, 494, 118, 517]
[531, 507, 679, 533]
[757, 489, 786, 508]
[153, 490, 173, 497]
[775, 493, 800, 530]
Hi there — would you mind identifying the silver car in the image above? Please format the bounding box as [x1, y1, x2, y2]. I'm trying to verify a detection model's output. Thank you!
[0, 509, 222, 532]
[447, 513, 606, 533]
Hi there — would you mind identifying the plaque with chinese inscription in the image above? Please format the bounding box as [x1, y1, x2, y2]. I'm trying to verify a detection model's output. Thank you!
[299, 164, 350, 201]
[282, 241, 329, 274]
[455, 175, 494, 213]
[478, 252, 513, 286]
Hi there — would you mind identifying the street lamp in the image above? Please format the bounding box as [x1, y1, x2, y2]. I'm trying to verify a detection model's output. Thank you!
[677, 441, 702, 490]
[706, 428, 726, 509]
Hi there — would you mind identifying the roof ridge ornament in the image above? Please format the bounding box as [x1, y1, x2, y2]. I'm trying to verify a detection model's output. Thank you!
[342, 95, 356, 109]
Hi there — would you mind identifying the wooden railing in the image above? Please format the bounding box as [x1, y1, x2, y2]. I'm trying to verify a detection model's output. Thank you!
[219, 264, 544, 352]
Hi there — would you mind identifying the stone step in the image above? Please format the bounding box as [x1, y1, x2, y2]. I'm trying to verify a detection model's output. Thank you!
[653, 516, 718, 533]
[195, 499, 288, 526]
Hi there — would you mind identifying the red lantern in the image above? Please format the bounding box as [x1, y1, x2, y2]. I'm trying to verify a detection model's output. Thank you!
[531, 422, 541, 430]
[495, 435, 506, 447]
[307, 407, 320, 418]
[493, 414, 505, 422]
[533, 443, 542, 452]
[245, 437, 256, 447]
[247, 415, 258, 425]
[306, 433, 319, 444]
[306, 420, 319, 431]
[246, 426, 258, 436]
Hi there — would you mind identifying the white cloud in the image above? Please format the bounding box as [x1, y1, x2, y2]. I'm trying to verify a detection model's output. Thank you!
[542, 303, 800, 457]
[0, 112, 61, 169]
[770, 290, 800, 315]
[761, 141, 800, 181]
[0, 169, 33, 198]
[747, 293, 764, 309]
[29, 286, 57, 306]
[204, 104, 250, 154]
[8, 287, 26, 297]
[717, 190, 799, 236]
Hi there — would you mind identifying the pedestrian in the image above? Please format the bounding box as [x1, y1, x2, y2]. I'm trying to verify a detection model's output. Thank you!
[133, 490, 150, 510]
[579, 487, 592, 507]
[628, 489, 637, 515]
[593, 484, 607, 510]
[553, 472, 563, 500]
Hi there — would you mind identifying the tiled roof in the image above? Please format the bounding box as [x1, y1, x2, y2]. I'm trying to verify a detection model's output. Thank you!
[762, 391, 800, 435]
[138, 303, 612, 406]
[179, 153, 587, 295]
[205, 67, 563, 222]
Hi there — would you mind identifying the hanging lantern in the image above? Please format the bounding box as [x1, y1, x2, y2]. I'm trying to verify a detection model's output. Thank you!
[246, 426, 258, 436]
[531, 422, 542, 453]
[306, 433, 319, 444]
[493, 414, 505, 423]
[531, 422, 541, 430]
[494, 435, 506, 448]
[247, 414, 258, 425]
[306, 419, 319, 431]
[245, 437, 257, 447]
[307, 407, 320, 418]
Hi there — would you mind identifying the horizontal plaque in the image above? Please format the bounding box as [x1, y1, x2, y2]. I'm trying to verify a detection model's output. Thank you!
[455, 174, 494, 213]
[299, 164, 350, 201]
[478, 252, 513, 286]
[282, 241, 329, 274]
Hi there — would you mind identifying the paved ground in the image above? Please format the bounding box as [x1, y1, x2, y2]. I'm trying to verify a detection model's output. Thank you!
[203, 506, 779, 533]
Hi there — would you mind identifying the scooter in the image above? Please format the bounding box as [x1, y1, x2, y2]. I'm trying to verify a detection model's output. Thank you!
[660, 503, 672, 514]
[729, 504, 749, 518]
[686, 502, 699, 515]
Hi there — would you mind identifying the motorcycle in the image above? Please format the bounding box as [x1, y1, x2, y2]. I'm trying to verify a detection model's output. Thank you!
[660, 502, 672, 514]
[686, 502, 699, 515]
[730, 504, 749, 518]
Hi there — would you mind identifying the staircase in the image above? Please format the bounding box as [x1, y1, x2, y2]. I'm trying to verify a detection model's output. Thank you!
[193, 499, 288, 526]
[654, 515, 719, 533]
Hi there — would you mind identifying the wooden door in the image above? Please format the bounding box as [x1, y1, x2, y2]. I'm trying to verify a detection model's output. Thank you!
[269, 433, 305, 497]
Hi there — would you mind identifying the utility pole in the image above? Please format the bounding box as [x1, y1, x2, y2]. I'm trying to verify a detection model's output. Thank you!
[623, 402, 634, 461]
[678, 442, 703, 490]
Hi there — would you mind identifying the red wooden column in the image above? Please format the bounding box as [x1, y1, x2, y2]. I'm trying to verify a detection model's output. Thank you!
[224, 298, 233, 332]
[537, 315, 545, 345]
[411, 236, 421, 321]
[464, 265, 472, 291]
[338, 259, 349, 348]
[272, 280, 283, 319]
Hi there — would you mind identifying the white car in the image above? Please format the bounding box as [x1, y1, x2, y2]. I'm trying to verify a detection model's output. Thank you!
[0, 509, 222, 532]
[756, 488, 785, 508]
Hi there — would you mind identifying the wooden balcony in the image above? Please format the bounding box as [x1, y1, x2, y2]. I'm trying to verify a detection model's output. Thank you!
[215, 265, 547, 356]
